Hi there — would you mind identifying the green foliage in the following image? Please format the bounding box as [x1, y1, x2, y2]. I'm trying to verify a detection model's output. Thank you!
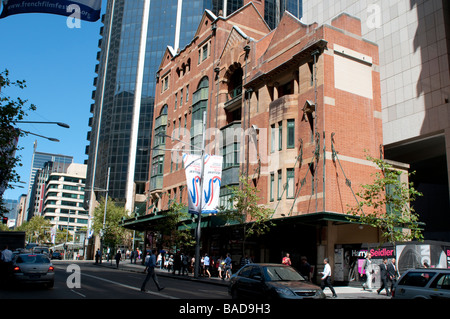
[16, 216, 51, 244]
[347, 155, 423, 244]
[93, 198, 130, 248]
[223, 175, 274, 238]
[0, 69, 37, 215]
[155, 201, 195, 251]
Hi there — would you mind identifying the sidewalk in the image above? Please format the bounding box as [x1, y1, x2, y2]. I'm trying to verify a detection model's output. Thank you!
[95, 259, 391, 299]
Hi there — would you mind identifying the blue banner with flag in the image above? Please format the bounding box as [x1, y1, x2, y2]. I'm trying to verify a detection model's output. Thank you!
[0, 0, 101, 22]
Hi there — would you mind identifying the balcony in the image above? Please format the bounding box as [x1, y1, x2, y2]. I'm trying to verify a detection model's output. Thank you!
[149, 175, 164, 192]
[154, 114, 167, 128]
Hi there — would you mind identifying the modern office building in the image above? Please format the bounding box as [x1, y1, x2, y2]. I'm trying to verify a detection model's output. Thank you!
[301, 0, 450, 241]
[40, 163, 89, 236]
[85, 0, 303, 216]
[25, 141, 73, 220]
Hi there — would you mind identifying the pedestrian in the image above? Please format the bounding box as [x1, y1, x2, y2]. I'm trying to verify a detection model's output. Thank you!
[141, 249, 164, 292]
[362, 252, 373, 290]
[377, 257, 390, 295]
[240, 254, 252, 267]
[115, 250, 121, 268]
[95, 248, 101, 264]
[387, 257, 399, 293]
[217, 256, 223, 278]
[181, 253, 189, 275]
[299, 256, 312, 281]
[223, 253, 232, 280]
[173, 252, 181, 275]
[129, 250, 134, 263]
[190, 256, 195, 274]
[320, 258, 337, 298]
[204, 253, 211, 278]
[0, 245, 13, 275]
[282, 253, 292, 266]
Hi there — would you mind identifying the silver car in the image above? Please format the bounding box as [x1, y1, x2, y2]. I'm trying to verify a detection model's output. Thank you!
[12, 253, 55, 288]
[392, 268, 450, 299]
[229, 263, 325, 299]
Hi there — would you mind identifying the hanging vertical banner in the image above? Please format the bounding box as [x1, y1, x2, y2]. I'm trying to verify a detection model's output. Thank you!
[50, 226, 56, 244]
[202, 154, 222, 215]
[183, 153, 202, 214]
[0, 0, 102, 22]
[183, 153, 222, 215]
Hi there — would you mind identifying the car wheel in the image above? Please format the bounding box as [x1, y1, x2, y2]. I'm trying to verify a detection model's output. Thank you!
[231, 288, 240, 299]
[46, 281, 54, 289]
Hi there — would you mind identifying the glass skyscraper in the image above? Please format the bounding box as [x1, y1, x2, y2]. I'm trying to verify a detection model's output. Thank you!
[85, 0, 302, 213]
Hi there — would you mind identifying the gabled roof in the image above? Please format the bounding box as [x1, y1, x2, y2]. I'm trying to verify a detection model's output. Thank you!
[157, 45, 176, 74]
[218, 25, 251, 61]
[261, 10, 318, 62]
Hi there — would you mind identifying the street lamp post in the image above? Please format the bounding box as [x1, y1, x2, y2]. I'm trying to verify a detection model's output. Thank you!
[101, 167, 111, 263]
[19, 129, 60, 142]
[15, 121, 70, 128]
[15, 120, 70, 141]
[80, 166, 110, 262]
[154, 111, 207, 278]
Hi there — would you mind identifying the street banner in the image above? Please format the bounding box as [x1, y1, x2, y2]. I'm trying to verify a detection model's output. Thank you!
[182, 153, 222, 215]
[50, 226, 56, 244]
[0, 0, 102, 22]
[183, 153, 202, 214]
[202, 154, 223, 215]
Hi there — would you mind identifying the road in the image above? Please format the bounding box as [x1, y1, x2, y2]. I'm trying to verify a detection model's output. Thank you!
[0, 260, 230, 299]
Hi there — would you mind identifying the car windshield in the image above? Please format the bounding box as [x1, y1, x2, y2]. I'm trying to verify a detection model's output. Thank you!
[16, 255, 50, 264]
[265, 266, 305, 281]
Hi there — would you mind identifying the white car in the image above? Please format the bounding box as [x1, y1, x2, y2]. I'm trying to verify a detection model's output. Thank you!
[392, 268, 450, 299]
[11, 253, 55, 288]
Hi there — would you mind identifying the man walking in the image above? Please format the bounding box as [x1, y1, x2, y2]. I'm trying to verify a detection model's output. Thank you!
[320, 258, 337, 298]
[141, 249, 164, 292]
[362, 252, 373, 290]
[377, 258, 390, 295]
[387, 257, 399, 294]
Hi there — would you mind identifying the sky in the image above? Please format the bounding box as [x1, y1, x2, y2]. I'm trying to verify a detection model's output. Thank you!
[1, 1, 108, 201]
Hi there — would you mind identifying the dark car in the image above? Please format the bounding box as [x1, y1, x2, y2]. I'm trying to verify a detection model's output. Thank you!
[228, 263, 325, 299]
[11, 253, 55, 288]
[51, 252, 62, 260]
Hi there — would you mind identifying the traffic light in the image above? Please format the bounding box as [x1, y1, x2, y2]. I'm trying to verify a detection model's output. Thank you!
[2, 216, 8, 224]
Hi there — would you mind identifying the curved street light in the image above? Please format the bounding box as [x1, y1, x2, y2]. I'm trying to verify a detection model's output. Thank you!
[16, 121, 70, 128]
[19, 129, 60, 142]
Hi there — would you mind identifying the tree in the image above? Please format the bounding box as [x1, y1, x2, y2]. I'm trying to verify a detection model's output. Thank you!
[0, 69, 37, 215]
[221, 175, 274, 254]
[155, 201, 195, 252]
[92, 198, 130, 250]
[16, 216, 51, 244]
[347, 155, 424, 245]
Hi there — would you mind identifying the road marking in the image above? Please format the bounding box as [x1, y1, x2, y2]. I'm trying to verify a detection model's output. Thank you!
[81, 272, 178, 299]
[70, 289, 86, 298]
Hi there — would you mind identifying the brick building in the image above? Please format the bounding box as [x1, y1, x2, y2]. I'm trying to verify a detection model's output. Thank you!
[125, 3, 388, 281]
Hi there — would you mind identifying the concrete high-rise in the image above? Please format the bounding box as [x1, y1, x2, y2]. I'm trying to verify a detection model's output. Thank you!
[85, 0, 303, 214]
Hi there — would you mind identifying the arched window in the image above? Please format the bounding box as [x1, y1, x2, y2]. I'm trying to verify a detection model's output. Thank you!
[160, 104, 168, 115]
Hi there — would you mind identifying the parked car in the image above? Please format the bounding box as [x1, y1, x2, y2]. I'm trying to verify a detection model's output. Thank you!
[228, 263, 325, 299]
[392, 268, 450, 299]
[11, 253, 55, 288]
[51, 252, 62, 260]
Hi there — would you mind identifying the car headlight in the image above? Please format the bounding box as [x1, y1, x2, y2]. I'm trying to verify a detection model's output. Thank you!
[275, 287, 296, 297]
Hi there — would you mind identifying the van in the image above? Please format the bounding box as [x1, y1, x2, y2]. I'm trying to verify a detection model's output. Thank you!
[392, 268, 450, 299]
